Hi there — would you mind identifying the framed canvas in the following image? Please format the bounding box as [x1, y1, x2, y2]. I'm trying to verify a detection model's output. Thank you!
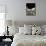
[26, 3, 36, 16]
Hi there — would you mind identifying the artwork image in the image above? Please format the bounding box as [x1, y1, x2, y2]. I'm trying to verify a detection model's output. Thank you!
[26, 3, 36, 16]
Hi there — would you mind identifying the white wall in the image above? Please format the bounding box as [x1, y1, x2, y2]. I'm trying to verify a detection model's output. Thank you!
[0, 0, 46, 22]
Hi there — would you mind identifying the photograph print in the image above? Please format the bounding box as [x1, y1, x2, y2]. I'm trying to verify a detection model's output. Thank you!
[26, 3, 36, 16]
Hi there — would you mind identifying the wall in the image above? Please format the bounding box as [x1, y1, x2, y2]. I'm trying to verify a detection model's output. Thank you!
[0, 0, 46, 22]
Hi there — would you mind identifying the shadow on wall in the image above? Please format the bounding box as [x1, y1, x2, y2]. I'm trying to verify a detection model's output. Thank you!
[5, 20, 46, 27]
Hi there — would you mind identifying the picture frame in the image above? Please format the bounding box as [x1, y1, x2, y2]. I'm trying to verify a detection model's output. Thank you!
[26, 3, 36, 16]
